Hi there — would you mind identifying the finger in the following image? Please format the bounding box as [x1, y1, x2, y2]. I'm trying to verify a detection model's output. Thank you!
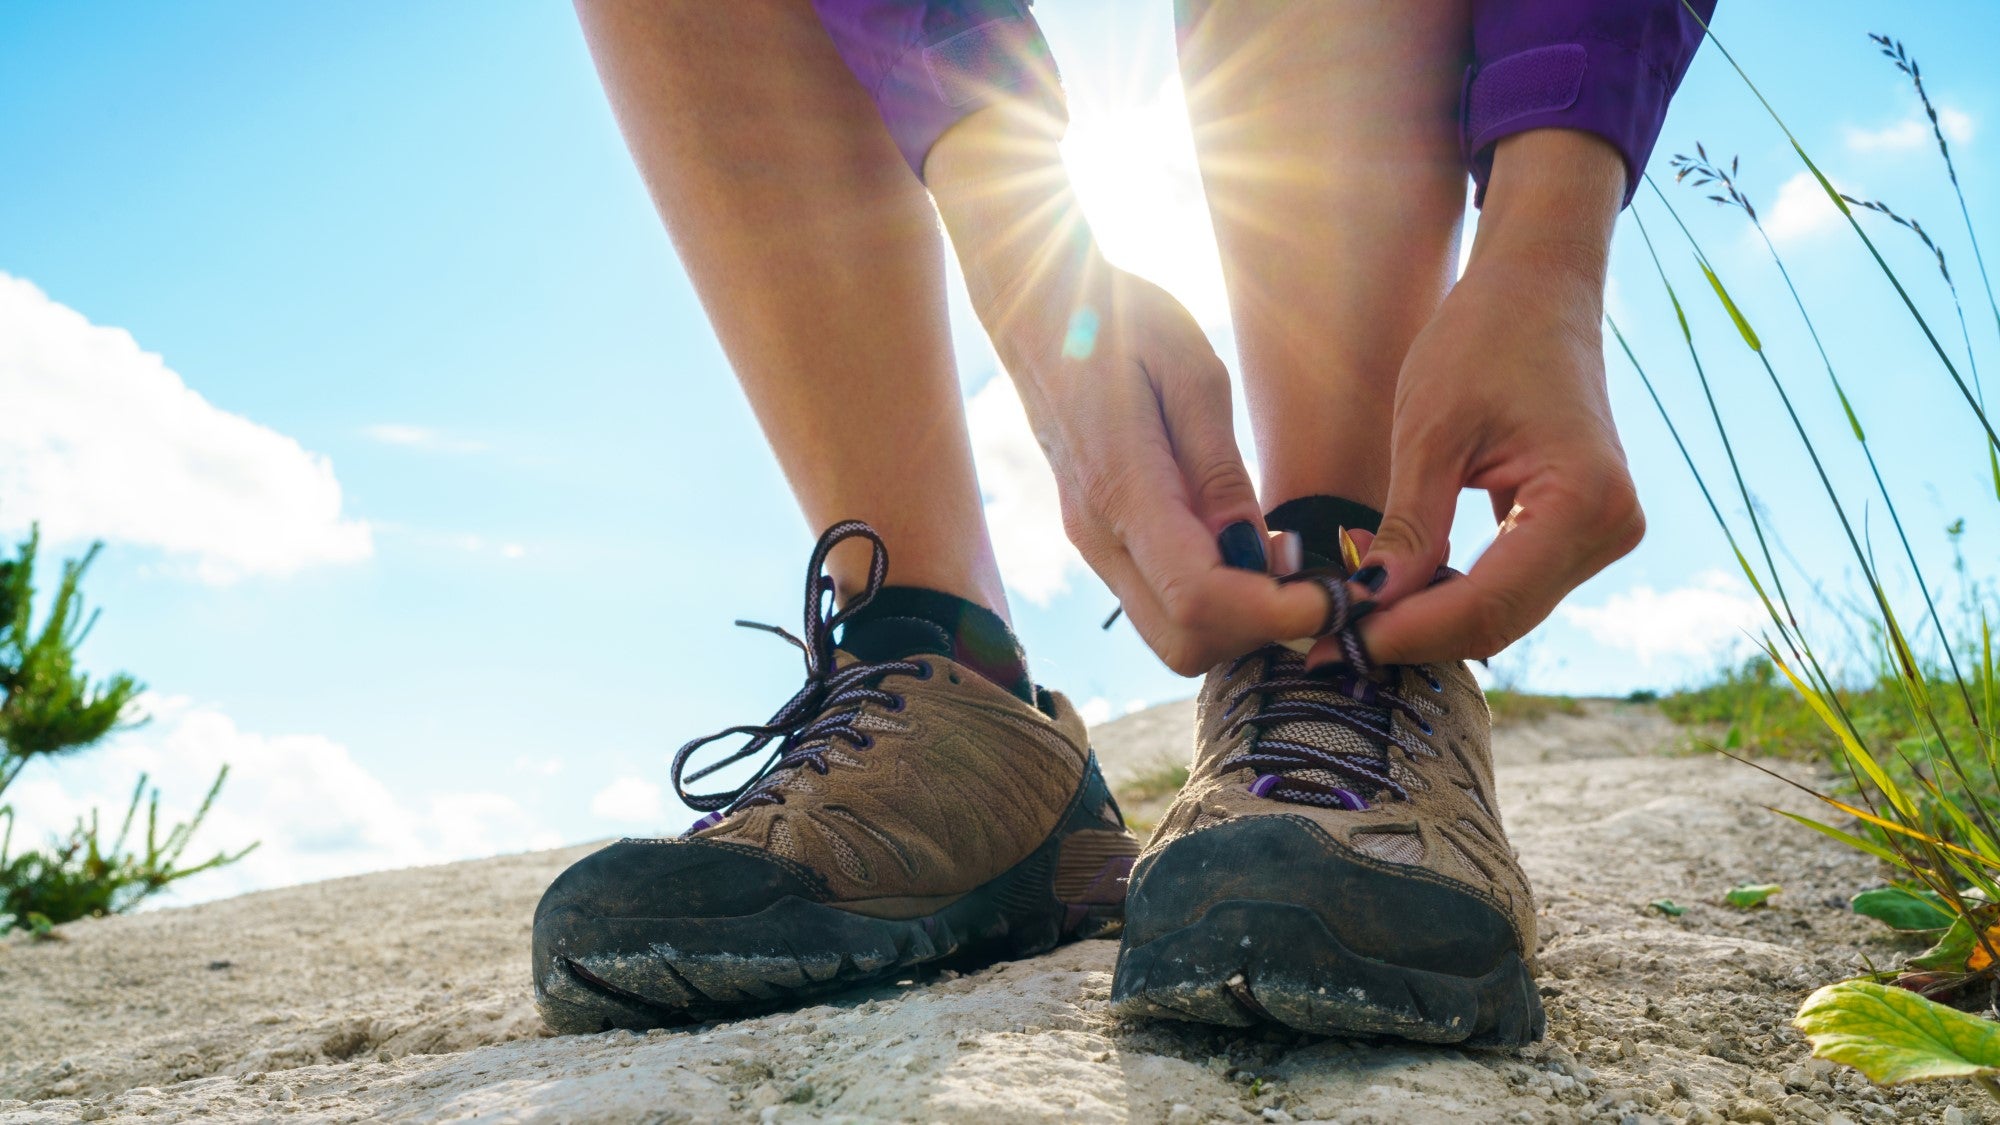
[1357, 473, 1644, 666]
[1355, 429, 1461, 605]
[1153, 355, 1266, 549]
[1341, 528, 1375, 571]
[1067, 490, 1244, 676]
[1098, 453, 1328, 668]
[1267, 530, 1303, 577]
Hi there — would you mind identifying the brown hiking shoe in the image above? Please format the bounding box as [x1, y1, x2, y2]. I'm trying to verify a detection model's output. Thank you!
[1111, 607, 1543, 1046]
[534, 522, 1139, 1034]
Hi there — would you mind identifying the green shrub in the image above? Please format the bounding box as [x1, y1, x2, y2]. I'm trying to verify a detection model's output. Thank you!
[0, 527, 251, 934]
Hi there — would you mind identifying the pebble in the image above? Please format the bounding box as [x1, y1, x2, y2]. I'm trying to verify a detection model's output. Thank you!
[1166, 1105, 1199, 1125]
[1261, 1109, 1294, 1124]
[1780, 1094, 1823, 1121]
[1942, 1109, 1969, 1125]
[1781, 1065, 1814, 1090]
[1727, 1100, 1777, 1124]
[1748, 1077, 1786, 1101]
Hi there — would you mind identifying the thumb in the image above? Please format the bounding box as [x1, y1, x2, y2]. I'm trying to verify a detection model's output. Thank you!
[1355, 440, 1459, 604]
[1156, 358, 1268, 569]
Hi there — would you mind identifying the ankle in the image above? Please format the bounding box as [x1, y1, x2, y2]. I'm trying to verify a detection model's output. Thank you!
[840, 585, 1034, 703]
[1265, 495, 1383, 573]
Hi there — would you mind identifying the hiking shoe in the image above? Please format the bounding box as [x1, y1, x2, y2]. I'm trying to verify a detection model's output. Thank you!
[533, 521, 1140, 1034]
[1110, 592, 1543, 1046]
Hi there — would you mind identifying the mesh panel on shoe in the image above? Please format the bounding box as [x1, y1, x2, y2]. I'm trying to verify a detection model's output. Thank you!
[1263, 681, 1395, 798]
[1350, 828, 1425, 865]
[769, 817, 797, 859]
[820, 821, 871, 884]
[1442, 832, 1485, 879]
[822, 807, 913, 878]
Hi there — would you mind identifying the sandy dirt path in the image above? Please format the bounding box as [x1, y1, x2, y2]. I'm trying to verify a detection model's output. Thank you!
[2, 700, 1992, 1123]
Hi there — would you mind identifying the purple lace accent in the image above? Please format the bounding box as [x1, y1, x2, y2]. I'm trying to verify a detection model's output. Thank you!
[1249, 774, 1281, 799]
[684, 811, 725, 836]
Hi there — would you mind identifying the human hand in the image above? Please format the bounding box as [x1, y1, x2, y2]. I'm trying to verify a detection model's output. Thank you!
[1326, 130, 1645, 668]
[928, 109, 1327, 674]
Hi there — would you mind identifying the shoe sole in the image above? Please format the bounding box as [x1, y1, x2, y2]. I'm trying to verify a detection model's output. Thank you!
[536, 754, 1136, 1034]
[1111, 897, 1545, 1047]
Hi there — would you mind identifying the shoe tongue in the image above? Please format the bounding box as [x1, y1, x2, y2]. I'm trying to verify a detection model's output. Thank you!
[838, 614, 954, 663]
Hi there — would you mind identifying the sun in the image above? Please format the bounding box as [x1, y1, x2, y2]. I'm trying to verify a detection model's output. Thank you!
[1058, 76, 1232, 333]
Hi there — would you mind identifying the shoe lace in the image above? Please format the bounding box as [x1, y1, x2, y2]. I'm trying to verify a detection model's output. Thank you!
[669, 520, 926, 825]
[1215, 566, 1448, 811]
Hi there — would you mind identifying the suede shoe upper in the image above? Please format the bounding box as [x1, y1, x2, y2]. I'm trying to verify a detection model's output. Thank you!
[1139, 645, 1536, 961]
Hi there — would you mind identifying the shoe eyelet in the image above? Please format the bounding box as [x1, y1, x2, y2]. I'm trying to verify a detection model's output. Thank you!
[1418, 718, 1434, 736]
[1426, 676, 1443, 692]
[855, 732, 875, 750]
[947, 670, 961, 685]
[887, 695, 906, 713]
[914, 662, 934, 680]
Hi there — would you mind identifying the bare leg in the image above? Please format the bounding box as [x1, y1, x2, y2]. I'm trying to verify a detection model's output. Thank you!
[1178, 0, 1472, 514]
[575, 0, 1007, 614]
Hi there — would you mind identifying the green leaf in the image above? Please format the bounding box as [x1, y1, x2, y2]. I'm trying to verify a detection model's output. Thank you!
[1699, 260, 1763, 352]
[1908, 909, 1994, 971]
[1649, 899, 1687, 917]
[1853, 887, 1957, 932]
[1795, 979, 2000, 1086]
[1834, 381, 1866, 443]
[1726, 883, 1782, 908]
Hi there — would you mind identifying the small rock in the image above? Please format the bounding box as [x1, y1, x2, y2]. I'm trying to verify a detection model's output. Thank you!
[1748, 1077, 1786, 1102]
[207, 960, 233, 971]
[1822, 1115, 1858, 1125]
[1261, 1109, 1294, 1124]
[1727, 1100, 1777, 1124]
[1234, 1071, 1258, 1086]
[1166, 1105, 1199, 1125]
[1942, 1108, 1969, 1125]
[1780, 1094, 1824, 1121]
[1781, 1065, 1814, 1091]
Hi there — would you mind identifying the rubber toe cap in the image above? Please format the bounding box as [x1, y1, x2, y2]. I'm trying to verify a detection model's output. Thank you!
[1124, 813, 1521, 977]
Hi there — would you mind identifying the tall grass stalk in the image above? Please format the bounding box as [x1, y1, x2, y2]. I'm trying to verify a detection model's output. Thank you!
[1665, 151, 1979, 726]
[1676, 2, 2000, 454]
[1631, 10, 2000, 982]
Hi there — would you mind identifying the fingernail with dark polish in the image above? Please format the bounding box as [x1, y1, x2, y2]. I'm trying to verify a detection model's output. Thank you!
[1352, 564, 1387, 593]
[1218, 521, 1268, 572]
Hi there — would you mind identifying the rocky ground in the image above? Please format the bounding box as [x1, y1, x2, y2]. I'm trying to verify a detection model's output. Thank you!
[2, 699, 1993, 1123]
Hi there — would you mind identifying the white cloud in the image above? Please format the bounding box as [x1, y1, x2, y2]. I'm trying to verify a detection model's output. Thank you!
[1761, 171, 1848, 245]
[5, 695, 558, 904]
[1845, 106, 1976, 153]
[0, 273, 371, 582]
[589, 776, 666, 824]
[362, 423, 489, 455]
[964, 375, 1087, 606]
[1560, 570, 1765, 664]
[1077, 697, 1114, 726]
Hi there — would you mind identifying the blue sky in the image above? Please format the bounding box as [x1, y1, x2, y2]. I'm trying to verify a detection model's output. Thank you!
[4, 2, 1996, 900]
